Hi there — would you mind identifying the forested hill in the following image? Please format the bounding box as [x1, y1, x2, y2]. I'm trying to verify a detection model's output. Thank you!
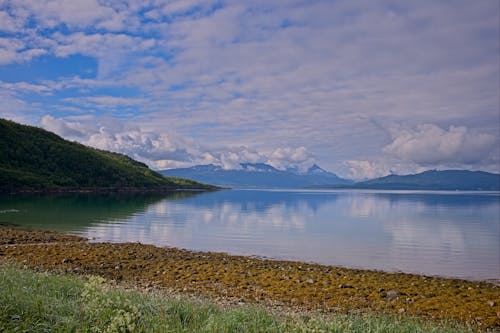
[0, 119, 212, 191]
[354, 170, 500, 190]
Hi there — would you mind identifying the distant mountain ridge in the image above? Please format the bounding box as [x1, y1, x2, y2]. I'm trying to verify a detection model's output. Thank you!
[162, 164, 500, 190]
[352, 170, 500, 191]
[160, 163, 352, 188]
[0, 118, 213, 192]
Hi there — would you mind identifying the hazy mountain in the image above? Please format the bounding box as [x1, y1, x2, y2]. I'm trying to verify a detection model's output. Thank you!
[353, 170, 500, 190]
[160, 163, 352, 188]
[0, 118, 213, 191]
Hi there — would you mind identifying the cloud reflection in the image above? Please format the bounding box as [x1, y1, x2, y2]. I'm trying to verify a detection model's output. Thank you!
[76, 190, 499, 281]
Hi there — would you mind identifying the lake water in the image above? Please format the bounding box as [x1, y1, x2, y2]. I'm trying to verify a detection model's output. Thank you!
[0, 189, 498, 282]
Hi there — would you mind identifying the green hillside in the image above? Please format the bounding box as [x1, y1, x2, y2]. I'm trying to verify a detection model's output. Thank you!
[355, 170, 499, 190]
[0, 119, 213, 191]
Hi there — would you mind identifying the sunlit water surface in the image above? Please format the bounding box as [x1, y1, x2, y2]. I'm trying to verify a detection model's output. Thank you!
[1, 189, 498, 282]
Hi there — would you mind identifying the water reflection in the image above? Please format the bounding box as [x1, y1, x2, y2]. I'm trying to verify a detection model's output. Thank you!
[0, 189, 498, 281]
[0, 191, 198, 231]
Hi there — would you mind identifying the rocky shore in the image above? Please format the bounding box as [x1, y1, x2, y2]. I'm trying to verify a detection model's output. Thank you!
[0, 228, 498, 330]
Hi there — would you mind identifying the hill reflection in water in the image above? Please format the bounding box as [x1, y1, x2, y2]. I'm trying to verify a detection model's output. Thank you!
[0, 191, 197, 231]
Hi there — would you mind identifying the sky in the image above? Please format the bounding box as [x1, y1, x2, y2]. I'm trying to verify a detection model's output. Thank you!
[0, 0, 498, 179]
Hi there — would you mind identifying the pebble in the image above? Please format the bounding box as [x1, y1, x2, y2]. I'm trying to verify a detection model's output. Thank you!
[398, 308, 406, 313]
[338, 284, 353, 289]
[305, 278, 315, 284]
[386, 290, 400, 301]
[487, 301, 495, 307]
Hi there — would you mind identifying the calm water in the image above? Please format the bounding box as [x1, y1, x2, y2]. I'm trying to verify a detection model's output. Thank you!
[1, 189, 499, 282]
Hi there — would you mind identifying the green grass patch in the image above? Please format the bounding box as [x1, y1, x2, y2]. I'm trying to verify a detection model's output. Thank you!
[0, 264, 477, 332]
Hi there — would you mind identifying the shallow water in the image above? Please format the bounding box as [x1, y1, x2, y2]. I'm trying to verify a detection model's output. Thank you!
[1, 189, 498, 281]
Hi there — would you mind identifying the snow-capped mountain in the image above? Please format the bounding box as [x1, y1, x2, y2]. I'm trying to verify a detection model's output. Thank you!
[160, 163, 352, 188]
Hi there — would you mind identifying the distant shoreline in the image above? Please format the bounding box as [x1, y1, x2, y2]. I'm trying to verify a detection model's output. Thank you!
[0, 186, 219, 195]
[1, 227, 499, 329]
[304, 185, 500, 191]
[231, 186, 500, 192]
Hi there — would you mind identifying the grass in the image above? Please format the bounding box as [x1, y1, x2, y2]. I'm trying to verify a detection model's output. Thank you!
[0, 264, 479, 333]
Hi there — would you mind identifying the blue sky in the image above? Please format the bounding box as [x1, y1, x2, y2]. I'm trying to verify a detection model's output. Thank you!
[0, 0, 498, 179]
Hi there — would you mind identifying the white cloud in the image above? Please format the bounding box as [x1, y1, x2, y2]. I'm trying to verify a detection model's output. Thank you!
[345, 123, 499, 179]
[49, 32, 155, 77]
[0, 38, 46, 64]
[62, 96, 148, 109]
[0, 10, 22, 32]
[12, 0, 115, 29]
[40, 115, 318, 172]
[0, 91, 41, 124]
[267, 147, 315, 172]
[383, 124, 498, 166]
[0, 81, 52, 94]
[159, 0, 215, 17]
[40, 115, 90, 139]
[345, 160, 392, 180]
[51, 32, 155, 57]
[344, 158, 427, 180]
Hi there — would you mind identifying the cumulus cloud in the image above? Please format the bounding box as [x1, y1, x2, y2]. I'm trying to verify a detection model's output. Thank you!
[345, 160, 392, 180]
[267, 147, 315, 172]
[40, 115, 90, 139]
[0, 38, 46, 64]
[40, 115, 316, 172]
[344, 158, 426, 180]
[383, 124, 498, 166]
[40, 116, 212, 169]
[345, 123, 499, 179]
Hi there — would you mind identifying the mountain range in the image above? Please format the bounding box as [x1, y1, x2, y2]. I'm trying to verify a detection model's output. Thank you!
[160, 163, 352, 188]
[161, 164, 500, 190]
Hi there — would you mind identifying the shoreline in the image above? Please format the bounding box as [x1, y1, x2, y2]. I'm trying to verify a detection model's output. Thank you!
[0, 186, 219, 195]
[1, 227, 499, 329]
[86, 238, 499, 286]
